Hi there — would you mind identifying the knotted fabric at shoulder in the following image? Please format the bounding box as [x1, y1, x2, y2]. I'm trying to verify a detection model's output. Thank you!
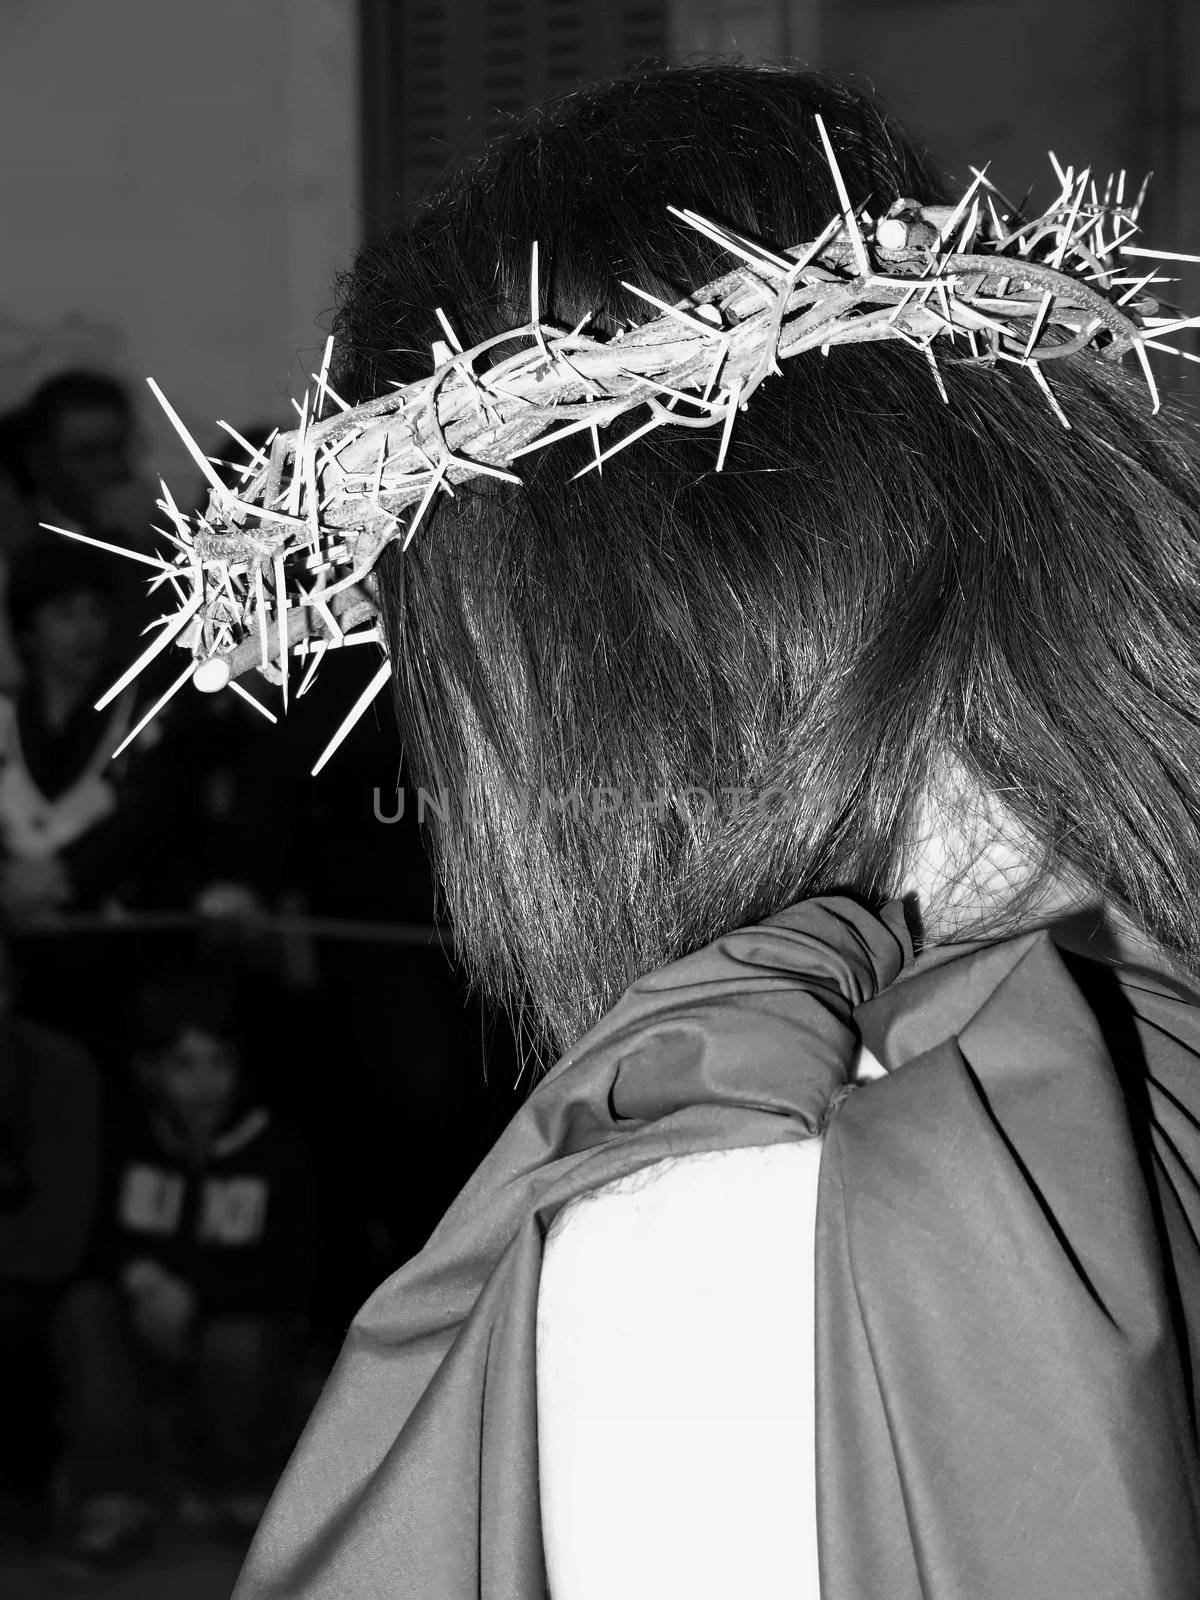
[815, 929, 1200, 1599]
[234, 896, 908, 1599]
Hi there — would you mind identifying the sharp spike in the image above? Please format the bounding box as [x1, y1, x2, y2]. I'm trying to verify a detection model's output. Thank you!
[297, 637, 329, 697]
[1051, 168, 1090, 268]
[1132, 338, 1161, 413]
[924, 346, 949, 404]
[311, 658, 392, 776]
[40, 522, 173, 572]
[96, 586, 204, 710]
[619, 280, 727, 339]
[715, 379, 743, 471]
[228, 679, 278, 723]
[434, 308, 464, 352]
[1122, 245, 1200, 265]
[813, 115, 871, 277]
[569, 413, 665, 480]
[254, 565, 270, 674]
[1023, 290, 1055, 359]
[1028, 362, 1071, 428]
[313, 335, 335, 419]
[147, 379, 231, 502]
[110, 661, 197, 760]
[1142, 339, 1200, 365]
[273, 554, 289, 710]
[399, 460, 450, 551]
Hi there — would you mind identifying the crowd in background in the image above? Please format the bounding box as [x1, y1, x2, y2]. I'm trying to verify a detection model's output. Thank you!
[0, 368, 524, 1575]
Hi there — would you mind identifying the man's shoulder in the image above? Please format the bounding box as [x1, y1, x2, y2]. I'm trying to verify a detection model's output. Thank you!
[537, 1145, 825, 1600]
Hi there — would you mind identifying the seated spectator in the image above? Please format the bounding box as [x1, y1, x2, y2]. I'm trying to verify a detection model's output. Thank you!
[0, 938, 101, 1527]
[52, 970, 311, 1575]
[0, 537, 204, 1061]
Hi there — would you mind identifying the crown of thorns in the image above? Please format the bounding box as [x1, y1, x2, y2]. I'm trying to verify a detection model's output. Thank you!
[44, 117, 1200, 775]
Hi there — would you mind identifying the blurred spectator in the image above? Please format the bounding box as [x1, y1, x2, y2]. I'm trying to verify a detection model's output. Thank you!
[21, 371, 146, 548]
[0, 408, 38, 695]
[17, 370, 159, 655]
[0, 938, 101, 1519]
[0, 539, 144, 926]
[52, 970, 311, 1574]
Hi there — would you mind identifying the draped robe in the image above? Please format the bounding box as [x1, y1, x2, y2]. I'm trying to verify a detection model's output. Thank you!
[235, 896, 1200, 1598]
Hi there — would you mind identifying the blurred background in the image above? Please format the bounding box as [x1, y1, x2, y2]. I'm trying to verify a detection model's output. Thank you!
[0, 1, 1196, 1594]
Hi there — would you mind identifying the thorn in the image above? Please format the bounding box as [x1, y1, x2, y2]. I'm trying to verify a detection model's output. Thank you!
[619, 280, 727, 339]
[110, 661, 197, 760]
[274, 554, 289, 711]
[931, 166, 988, 252]
[1023, 290, 1055, 359]
[228, 679, 279, 723]
[96, 587, 204, 710]
[508, 407, 624, 460]
[147, 379, 231, 503]
[1051, 168, 1089, 268]
[813, 115, 871, 277]
[1143, 339, 1200, 366]
[924, 346, 949, 404]
[311, 658, 392, 776]
[255, 565, 270, 674]
[1122, 245, 1200, 265]
[1028, 362, 1071, 428]
[39, 523, 173, 572]
[297, 637, 329, 698]
[434, 308, 464, 352]
[313, 335, 335, 420]
[569, 414, 664, 480]
[1132, 338, 1161, 414]
[715, 379, 743, 471]
[400, 458, 450, 550]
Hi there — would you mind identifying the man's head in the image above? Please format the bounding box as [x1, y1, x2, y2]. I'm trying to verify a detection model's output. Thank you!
[135, 973, 242, 1142]
[331, 63, 1200, 1053]
[7, 539, 113, 687]
[21, 371, 134, 525]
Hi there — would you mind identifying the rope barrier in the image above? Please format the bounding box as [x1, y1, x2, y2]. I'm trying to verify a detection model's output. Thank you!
[12, 909, 451, 947]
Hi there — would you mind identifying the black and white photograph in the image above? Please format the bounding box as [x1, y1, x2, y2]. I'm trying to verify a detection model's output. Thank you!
[1, 2, 1200, 1595]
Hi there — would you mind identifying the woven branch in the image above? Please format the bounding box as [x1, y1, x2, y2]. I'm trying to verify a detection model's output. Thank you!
[46, 122, 1200, 775]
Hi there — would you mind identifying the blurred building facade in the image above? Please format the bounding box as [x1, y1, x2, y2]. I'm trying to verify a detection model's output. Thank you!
[0, 0, 360, 487]
[361, 0, 1199, 399]
[3, 0, 1195, 476]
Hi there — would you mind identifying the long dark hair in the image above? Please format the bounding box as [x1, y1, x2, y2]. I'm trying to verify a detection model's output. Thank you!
[333, 63, 1200, 1056]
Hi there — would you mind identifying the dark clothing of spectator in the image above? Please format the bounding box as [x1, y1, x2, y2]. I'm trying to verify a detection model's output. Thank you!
[0, 1018, 101, 1285]
[93, 1101, 310, 1318]
[0, 1019, 101, 1495]
[54, 1094, 310, 1503]
[54, 1284, 296, 1499]
[0, 684, 142, 910]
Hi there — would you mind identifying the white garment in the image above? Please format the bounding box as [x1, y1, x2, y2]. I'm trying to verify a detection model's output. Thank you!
[536, 1044, 886, 1600]
[0, 690, 134, 860]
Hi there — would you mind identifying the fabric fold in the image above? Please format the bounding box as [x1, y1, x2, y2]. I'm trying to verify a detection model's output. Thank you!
[235, 896, 1200, 1598]
[817, 928, 1200, 1598]
[235, 895, 907, 1598]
